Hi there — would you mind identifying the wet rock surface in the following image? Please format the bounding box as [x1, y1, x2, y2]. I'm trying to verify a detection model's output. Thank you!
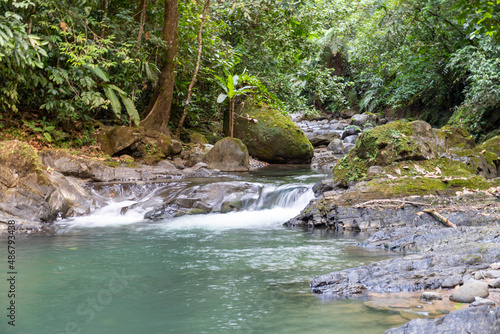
[385, 305, 500, 334]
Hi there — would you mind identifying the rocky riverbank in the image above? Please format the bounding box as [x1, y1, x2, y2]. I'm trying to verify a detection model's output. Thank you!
[284, 116, 500, 332]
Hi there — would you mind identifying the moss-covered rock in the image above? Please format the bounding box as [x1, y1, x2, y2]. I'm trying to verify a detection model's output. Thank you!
[333, 121, 480, 184]
[189, 132, 209, 145]
[234, 103, 313, 164]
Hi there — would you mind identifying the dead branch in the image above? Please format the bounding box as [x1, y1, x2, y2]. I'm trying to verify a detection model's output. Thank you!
[423, 209, 457, 228]
[353, 199, 431, 208]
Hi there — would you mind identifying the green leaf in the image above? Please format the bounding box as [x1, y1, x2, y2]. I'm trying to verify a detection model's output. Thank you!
[121, 96, 140, 126]
[107, 84, 127, 96]
[214, 75, 228, 93]
[44, 126, 55, 132]
[85, 65, 109, 82]
[227, 74, 235, 98]
[104, 86, 122, 118]
[33, 127, 43, 132]
[43, 132, 52, 142]
[217, 93, 228, 103]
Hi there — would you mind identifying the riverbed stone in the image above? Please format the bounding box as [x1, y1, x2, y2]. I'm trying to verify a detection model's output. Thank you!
[308, 132, 341, 147]
[421, 291, 442, 301]
[202, 137, 249, 172]
[491, 278, 500, 288]
[327, 138, 344, 154]
[343, 134, 358, 144]
[311, 149, 339, 170]
[470, 297, 496, 307]
[449, 281, 489, 303]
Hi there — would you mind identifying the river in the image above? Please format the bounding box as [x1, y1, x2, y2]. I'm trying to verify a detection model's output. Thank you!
[0, 167, 408, 333]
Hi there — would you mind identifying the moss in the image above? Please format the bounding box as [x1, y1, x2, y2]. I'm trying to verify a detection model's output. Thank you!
[438, 125, 475, 149]
[189, 132, 209, 145]
[364, 175, 500, 199]
[478, 136, 500, 156]
[334, 122, 420, 183]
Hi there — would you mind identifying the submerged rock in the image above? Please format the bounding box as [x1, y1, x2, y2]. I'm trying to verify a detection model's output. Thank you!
[234, 103, 314, 164]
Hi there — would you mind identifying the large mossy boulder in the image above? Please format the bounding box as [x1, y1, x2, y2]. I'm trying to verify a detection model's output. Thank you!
[234, 104, 313, 164]
[333, 121, 498, 185]
[203, 137, 249, 172]
[98, 126, 172, 163]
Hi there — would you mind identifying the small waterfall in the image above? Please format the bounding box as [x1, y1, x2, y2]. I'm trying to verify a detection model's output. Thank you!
[241, 184, 313, 211]
[58, 178, 316, 231]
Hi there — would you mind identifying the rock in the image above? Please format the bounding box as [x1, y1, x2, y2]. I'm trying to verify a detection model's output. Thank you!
[352, 113, 378, 127]
[367, 166, 384, 175]
[470, 297, 496, 307]
[491, 278, 500, 288]
[189, 132, 208, 145]
[342, 127, 361, 139]
[202, 137, 249, 172]
[308, 132, 341, 147]
[39, 150, 115, 181]
[145, 181, 261, 219]
[385, 305, 500, 334]
[312, 179, 335, 196]
[343, 143, 355, 153]
[343, 134, 358, 144]
[311, 149, 339, 170]
[442, 275, 463, 288]
[0, 141, 92, 233]
[234, 103, 314, 164]
[98, 126, 140, 156]
[327, 138, 344, 154]
[171, 139, 183, 155]
[332, 120, 486, 185]
[340, 108, 359, 119]
[449, 281, 489, 303]
[491, 262, 500, 270]
[475, 270, 500, 279]
[182, 144, 213, 167]
[157, 160, 178, 170]
[421, 292, 442, 301]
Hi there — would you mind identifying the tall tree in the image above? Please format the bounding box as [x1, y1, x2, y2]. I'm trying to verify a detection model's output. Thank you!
[140, 0, 179, 134]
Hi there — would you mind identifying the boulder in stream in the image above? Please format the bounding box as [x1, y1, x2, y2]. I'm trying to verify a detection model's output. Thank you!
[203, 137, 249, 172]
[234, 103, 313, 164]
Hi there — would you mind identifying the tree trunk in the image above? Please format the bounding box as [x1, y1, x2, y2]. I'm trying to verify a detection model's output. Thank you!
[229, 98, 235, 137]
[175, 0, 210, 139]
[136, 0, 148, 48]
[101, 0, 109, 38]
[134, 0, 147, 22]
[140, 0, 179, 135]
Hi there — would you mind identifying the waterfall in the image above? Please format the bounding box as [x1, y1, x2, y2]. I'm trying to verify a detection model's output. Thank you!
[57, 178, 316, 232]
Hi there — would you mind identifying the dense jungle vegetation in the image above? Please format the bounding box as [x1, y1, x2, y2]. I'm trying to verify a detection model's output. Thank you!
[1, 0, 499, 147]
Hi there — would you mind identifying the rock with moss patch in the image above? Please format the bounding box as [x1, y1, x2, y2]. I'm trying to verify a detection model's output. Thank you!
[189, 132, 209, 145]
[234, 104, 314, 164]
[0, 141, 92, 233]
[333, 121, 480, 184]
[203, 137, 249, 172]
[97, 126, 173, 163]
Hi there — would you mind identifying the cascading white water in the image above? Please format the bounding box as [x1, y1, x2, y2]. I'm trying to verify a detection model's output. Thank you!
[57, 181, 315, 232]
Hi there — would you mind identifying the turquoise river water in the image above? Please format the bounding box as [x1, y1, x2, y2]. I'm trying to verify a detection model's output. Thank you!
[1, 167, 408, 334]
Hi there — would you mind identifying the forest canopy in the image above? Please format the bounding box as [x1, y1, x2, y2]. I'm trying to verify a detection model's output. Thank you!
[1, 0, 499, 146]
